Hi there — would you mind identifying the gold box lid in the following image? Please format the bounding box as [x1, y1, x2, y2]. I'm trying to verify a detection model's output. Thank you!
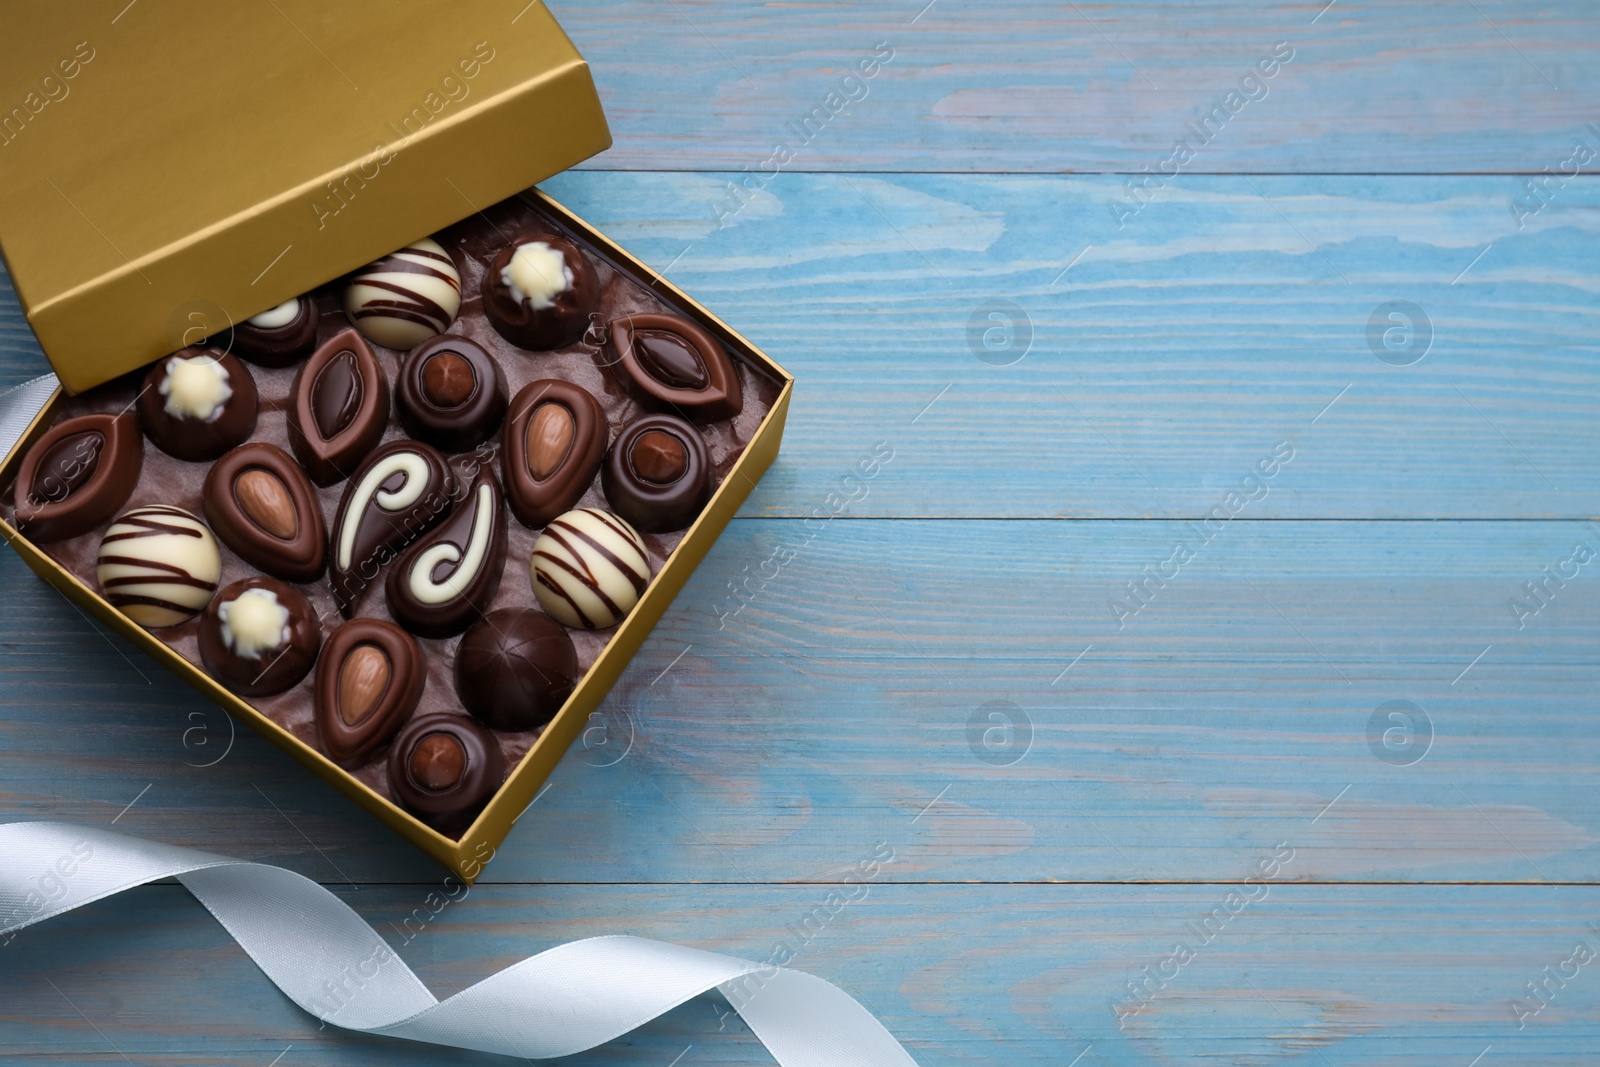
[0, 1, 611, 393]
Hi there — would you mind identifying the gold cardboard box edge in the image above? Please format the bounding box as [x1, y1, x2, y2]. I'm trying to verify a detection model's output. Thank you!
[0, 189, 793, 882]
[24, 44, 610, 394]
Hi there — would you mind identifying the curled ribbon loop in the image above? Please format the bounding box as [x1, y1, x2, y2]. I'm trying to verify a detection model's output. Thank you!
[0, 822, 918, 1066]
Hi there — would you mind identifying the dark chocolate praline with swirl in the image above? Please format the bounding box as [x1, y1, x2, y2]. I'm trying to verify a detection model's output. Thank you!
[328, 439, 456, 617]
[385, 463, 507, 639]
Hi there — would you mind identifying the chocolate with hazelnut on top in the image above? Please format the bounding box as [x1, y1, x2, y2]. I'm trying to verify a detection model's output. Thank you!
[395, 333, 507, 452]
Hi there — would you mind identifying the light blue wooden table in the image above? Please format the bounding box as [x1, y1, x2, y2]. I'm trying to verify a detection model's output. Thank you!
[3, 1, 1598, 1063]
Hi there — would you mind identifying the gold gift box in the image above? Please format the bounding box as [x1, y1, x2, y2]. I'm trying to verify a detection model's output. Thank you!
[0, 3, 791, 879]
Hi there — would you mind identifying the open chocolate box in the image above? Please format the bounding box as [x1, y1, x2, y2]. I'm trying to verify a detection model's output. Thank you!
[0, 4, 791, 878]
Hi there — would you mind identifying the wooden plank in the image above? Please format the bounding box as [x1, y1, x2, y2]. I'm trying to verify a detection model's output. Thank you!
[4, 518, 1596, 885]
[3, 173, 1598, 518]
[551, 0, 1600, 173]
[536, 170, 1600, 519]
[1, 881, 1595, 1064]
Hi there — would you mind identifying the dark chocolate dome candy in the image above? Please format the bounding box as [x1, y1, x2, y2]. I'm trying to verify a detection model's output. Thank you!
[454, 608, 578, 731]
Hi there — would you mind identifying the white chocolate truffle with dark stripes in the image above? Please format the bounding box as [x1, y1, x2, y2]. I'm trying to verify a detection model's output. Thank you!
[342, 237, 461, 351]
[96, 505, 222, 628]
[530, 508, 651, 630]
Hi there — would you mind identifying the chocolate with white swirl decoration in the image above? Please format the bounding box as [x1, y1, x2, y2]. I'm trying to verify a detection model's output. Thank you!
[342, 237, 461, 351]
[386, 464, 507, 639]
[96, 505, 222, 628]
[530, 508, 651, 630]
[328, 440, 455, 616]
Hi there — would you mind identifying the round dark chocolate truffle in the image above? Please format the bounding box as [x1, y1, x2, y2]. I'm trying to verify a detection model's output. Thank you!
[387, 712, 504, 827]
[218, 295, 319, 367]
[137, 348, 259, 462]
[481, 234, 598, 351]
[454, 608, 578, 731]
[197, 577, 321, 696]
[396, 333, 507, 452]
[601, 413, 713, 533]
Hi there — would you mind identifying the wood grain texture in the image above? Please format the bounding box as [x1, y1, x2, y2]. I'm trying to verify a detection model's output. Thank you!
[1, 882, 1596, 1066]
[3, 518, 1596, 884]
[552, 0, 1600, 173]
[5, 2, 1600, 1061]
[4, 172, 1598, 518]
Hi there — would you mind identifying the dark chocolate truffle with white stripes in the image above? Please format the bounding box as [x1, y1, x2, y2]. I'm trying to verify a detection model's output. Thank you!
[529, 507, 650, 630]
[342, 237, 461, 351]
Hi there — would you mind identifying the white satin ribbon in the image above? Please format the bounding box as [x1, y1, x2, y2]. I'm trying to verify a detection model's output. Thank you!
[0, 372, 59, 462]
[0, 822, 918, 1065]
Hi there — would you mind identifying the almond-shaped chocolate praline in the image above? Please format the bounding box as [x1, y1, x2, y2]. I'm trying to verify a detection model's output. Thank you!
[13, 413, 143, 543]
[601, 413, 713, 534]
[454, 608, 577, 731]
[202, 443, 327, 582]
[216, 295, 319, 367]
[603, 313, 742, 424]
[327, 440, 455, 617]
[387, 712, 503, 829]
[286, 328, 391, 487]
[197, 577, 321, 697]
[500, 379, 606, 528]
[481, 234, 598, 351]
[395, 333, 507, 452]
[314, 618, 425, 768]
[136, 348, 259, 461]
[385, 463, 507, 639]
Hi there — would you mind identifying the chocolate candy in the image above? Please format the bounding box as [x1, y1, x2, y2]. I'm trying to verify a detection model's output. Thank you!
[387, 712, 503, 827]
[530, 507, 650, 630]
[343, 237, 461, 351]
[604, 313, 741, 424]
[96, 505, 221, 628]
[219, 295, 319, 367]
[328, 440, 455, 616]
[602, 414, 712, 533]
[454, 608, 577, 731]
[136, 348, 259, 461]
[202, 443, 327, 582]
[395, 334, 507, 452]
[482, 234, 598, 351]
[286, 328, 391, 487]
[385, 463, 507, 639]
[500, 379, 606, 528]
[314, 618, 425, 768]
[13, 413, 143, 543]
[197, 577, 321, 696]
